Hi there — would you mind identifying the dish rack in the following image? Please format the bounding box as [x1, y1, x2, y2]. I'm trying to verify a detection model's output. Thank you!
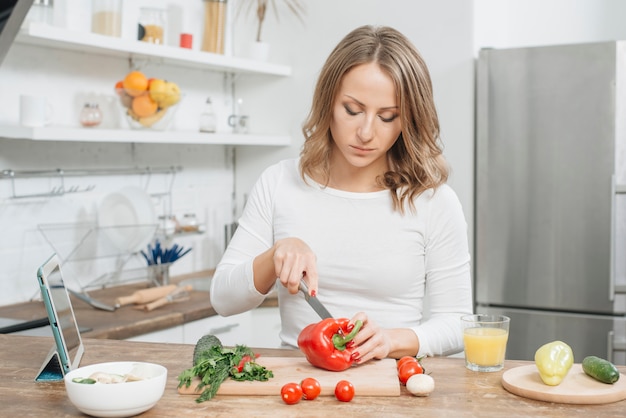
[38, 222, 160, 289]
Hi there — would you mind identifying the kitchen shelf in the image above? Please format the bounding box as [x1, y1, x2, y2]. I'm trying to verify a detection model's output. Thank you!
[15, 23, 291, 77]
[0, 125, 291, 146]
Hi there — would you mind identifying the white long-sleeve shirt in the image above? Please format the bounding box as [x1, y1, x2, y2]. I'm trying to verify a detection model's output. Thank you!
[211, 158, 473, 357]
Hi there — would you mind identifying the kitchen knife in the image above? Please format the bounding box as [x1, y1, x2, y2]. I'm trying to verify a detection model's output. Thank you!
[299, 280, 333, 319]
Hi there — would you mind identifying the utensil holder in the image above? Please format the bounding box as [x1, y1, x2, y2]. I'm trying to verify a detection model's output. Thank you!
[151, 264, 170, 286]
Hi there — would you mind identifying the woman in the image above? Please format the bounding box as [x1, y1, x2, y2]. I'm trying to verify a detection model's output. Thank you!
[210, 25, 472, 364]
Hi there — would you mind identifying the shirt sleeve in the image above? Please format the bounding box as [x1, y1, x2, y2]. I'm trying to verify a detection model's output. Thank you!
[413, 186, 474, 357]
[209, 163, 281, 316]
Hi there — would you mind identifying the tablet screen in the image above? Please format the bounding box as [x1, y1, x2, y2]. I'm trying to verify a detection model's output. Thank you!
[37, 254, 84, 376]
[48, 267, 81, 362]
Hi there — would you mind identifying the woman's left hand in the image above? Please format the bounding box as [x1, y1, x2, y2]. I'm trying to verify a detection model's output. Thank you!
[347, 312, 392, 364]
[347, 312, 420, 363]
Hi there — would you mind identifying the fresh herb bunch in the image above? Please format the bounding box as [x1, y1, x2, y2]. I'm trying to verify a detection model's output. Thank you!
[178, 344, 274, 402]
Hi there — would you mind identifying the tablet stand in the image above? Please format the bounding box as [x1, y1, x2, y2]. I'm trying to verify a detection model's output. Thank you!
[35, 345, 65, 382]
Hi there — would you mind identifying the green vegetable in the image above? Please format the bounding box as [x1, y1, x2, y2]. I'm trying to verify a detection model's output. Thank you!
[534, 340, 574, 386]
[178, 344, 273, 402]
[582, 356, 620, 384]
[193, 334, 223, 366]
[71, 378, 96, 384]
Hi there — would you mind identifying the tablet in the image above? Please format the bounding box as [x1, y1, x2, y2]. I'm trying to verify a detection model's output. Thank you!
[35, 254, 84, 381]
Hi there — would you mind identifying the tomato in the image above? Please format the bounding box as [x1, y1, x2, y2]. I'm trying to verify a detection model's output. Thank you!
[396, 356, 418, 370]
[334, 380, 355, 402]
[280, 382, 303, 405]
[300, 377, 321, 400]
[398, 360, 424, 385]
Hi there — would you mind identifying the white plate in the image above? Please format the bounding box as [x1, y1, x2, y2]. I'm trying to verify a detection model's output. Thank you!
[98, 186, 156, 252]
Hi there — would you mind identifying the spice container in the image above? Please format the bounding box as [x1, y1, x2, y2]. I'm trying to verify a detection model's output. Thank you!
[80, 103, 103, 127]
[201, 0, 227, 54]
[158, 215, 179, 236]
[180, 213, 199, 232]
[180, 33, 193, 49]
[91, 0, 121, 37]
[199, 97, 216, 133]
[138, 7, 166, 45]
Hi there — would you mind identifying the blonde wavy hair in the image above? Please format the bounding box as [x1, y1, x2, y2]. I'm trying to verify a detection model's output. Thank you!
[300, 25, 448, 213]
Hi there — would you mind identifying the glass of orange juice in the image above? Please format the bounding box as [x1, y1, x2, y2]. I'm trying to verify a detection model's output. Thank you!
[461, 314, 510, 372]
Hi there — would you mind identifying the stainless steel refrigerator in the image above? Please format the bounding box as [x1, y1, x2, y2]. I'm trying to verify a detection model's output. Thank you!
[475, 41, 626, 364]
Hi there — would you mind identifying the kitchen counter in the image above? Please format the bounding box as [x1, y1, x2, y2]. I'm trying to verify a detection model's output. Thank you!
[2, 334, 625, 417]
[0, 271, 277, 340]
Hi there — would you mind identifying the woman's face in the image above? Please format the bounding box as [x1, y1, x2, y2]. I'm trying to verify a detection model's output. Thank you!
[329, 62, 402, 172]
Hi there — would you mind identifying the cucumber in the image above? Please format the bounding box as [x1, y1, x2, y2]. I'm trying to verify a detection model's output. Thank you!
[582, 356, 620, 384]
[193, 334, 223, 366]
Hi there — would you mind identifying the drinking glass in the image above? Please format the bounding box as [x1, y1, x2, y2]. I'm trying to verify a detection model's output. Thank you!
[461, 314, 510, 372]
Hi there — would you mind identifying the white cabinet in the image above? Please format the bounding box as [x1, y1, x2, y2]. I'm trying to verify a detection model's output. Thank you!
[126, 306, 282, 348]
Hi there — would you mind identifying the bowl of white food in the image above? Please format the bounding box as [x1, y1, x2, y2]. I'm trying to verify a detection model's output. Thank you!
[64, 362, 167, 418]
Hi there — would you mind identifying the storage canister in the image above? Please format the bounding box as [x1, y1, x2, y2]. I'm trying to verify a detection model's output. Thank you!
[201, 0, 227, 54]
[91, 0, 121, 37]
[138, 7, 166, 44]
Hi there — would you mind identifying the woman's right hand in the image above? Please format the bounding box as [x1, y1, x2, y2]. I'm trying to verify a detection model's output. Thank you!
[272, 237, 318, 295]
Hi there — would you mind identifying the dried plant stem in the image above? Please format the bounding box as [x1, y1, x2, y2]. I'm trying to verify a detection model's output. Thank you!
[237, 0, 306, 43]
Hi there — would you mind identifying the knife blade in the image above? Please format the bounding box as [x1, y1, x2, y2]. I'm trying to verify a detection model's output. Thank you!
[299, 280, 333, 319]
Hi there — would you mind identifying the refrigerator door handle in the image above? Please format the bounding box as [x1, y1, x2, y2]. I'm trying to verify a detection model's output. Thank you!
[608, 331, 626, 363]
[611, 179, 626, 300]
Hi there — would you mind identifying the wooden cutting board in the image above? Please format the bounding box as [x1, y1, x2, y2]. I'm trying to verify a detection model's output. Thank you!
[502, 364, 626, 404]
[178, 356, 400, 397]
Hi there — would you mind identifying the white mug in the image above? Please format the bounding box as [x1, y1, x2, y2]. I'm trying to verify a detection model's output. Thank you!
[20, 95, 53, 127]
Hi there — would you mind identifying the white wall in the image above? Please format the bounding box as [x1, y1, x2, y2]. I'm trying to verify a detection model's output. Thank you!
[474, 0, 626, 51]
[0, 0, 239, 305]
[235, 0, 477, 247]
[2, 0, 626, 307]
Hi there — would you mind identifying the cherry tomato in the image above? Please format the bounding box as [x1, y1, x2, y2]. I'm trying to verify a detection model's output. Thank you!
[300, 377, 321, 400]
[334, 380, 355, 402]
[398, 360, 424, 385]
[280, 382, 303, 405]
[396, 356, 418, 370]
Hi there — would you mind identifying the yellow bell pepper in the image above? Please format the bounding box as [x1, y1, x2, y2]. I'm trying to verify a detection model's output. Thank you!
[534, 340, 574, 386]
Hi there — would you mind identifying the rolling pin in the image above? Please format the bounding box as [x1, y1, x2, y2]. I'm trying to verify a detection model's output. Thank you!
[140, 285, 193, 312]
[114, 284, 178, 307]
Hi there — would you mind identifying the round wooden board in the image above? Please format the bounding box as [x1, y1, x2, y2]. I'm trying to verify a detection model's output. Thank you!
[501, 364, 626, 404]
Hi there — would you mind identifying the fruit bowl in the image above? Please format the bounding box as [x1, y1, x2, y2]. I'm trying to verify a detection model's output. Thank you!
[115, 71, 182, 130]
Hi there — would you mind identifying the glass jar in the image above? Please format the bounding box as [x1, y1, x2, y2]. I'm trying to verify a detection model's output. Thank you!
[91, 0, 122, 37]
[158, 215, 179, 236]
[180, 213, 199, 232]
[22, 0, 54, 28]
[201, 0, 227, 54]
[80, 103, 103, 127]
[199, 97, 216, 133]
[138, 7, 166, 45]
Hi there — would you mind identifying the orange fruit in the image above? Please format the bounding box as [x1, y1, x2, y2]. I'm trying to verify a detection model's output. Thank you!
[123, 71, 149, 97]
[131, 93, 158, 117]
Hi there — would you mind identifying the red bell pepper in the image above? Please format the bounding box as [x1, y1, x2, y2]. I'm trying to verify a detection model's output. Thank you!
[297, 318, 363, 372]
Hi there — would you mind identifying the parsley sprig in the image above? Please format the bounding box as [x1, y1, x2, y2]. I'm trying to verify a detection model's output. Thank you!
[177, 344, 274, 402]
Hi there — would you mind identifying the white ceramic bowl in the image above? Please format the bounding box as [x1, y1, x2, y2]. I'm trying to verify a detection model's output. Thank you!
[98, 186, 157, 253]
[64, 361, 167, 418]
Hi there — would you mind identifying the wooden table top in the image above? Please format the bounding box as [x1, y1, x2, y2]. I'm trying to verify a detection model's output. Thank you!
[2, 334, 625, 417]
